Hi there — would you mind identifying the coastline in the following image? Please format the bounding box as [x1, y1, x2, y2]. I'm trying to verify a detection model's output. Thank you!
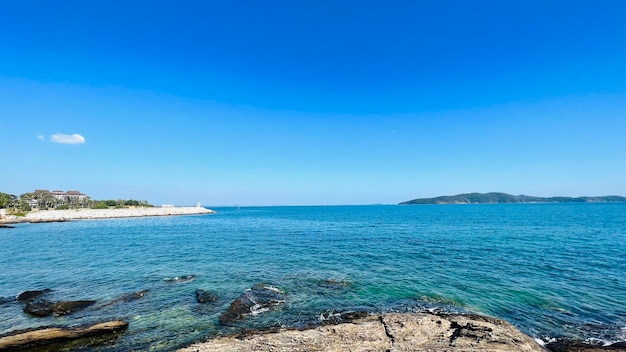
[178, 312, 546, 352]
[0, 206, 215, 223]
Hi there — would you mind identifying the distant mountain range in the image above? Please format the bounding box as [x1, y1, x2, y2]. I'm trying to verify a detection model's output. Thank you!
[399, 192, 626, 205]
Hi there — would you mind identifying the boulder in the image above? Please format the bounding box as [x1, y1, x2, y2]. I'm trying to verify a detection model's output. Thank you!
[180, 312, 546, 352]
[52, 300, 97, 316]
[196, 289, 218, 303]
[24, 299, 96, 317]
[0, 320, 128, 351]
[24, 299, 54, 317]
[219, 284, 286, 325]
[546, 338, 626, 351]
[16, 289, 52, 302]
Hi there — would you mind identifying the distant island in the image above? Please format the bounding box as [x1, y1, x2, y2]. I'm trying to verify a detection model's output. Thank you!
[400, 192, 626, 205]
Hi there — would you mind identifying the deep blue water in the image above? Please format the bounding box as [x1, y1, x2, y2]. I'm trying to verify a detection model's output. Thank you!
[1, 204, 625, 350]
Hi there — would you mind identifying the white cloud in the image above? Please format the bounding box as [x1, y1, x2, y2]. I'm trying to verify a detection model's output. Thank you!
[50, 133, 86, 144]
[37, 134, 45, 141]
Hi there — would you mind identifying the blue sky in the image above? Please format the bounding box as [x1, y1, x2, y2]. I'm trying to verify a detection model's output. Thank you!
[1, 1, 625, 205]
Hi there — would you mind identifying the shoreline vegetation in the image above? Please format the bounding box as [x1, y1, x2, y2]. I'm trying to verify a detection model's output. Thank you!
[400, 192, 626, 205]
[0, 206, 215, 224]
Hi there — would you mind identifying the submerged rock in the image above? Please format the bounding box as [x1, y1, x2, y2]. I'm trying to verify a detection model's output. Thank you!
[318, 279, 352, 290]
[0, 297, 15, 305]
[0, 320, 128, 351]
[219, 284, 286, 325]
[120, 289, 148, 302]
[24, 299, 96, 317]
[180, 312, 545, 352]
[195, 289, 218, 303]
[16, 288, 52, 302]
[164, 275, 196, 283]
[102, 290, 149, 307]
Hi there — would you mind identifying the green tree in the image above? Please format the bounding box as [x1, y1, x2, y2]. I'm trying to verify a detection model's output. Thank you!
[0, 192, 18, 209]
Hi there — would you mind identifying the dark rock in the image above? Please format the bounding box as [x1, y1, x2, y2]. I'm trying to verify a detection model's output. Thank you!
[24, 299, 96, 317]
[52, 300, 97, 316]
[219, 284, 286, 325]
[112, 290, 148, 303]
[0, 224, 15, 228]
[196, 289, 218, 303]
[100, 290, 148, 308]
[546, 338, 626, 351]
[17, 288, 52, 302]
[24, 299, 55, 317]
[0, 320, 128, 351]
[319, 310, 370, 325]
[0, 297, 15, 305]
[163, 275, 196, 283]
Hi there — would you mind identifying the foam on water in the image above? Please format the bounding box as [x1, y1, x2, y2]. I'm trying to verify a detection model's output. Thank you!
[1, 203, 625, 350]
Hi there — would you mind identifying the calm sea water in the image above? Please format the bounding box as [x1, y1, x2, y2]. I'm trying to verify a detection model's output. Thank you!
[1, 204, 625, 350]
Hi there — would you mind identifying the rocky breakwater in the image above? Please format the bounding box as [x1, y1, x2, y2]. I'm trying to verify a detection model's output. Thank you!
[23, 206, 215, 222]
[180, 312, 546, 352]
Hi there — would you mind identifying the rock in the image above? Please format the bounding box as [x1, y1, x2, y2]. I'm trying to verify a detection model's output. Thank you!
[319, 279, 352, 290]
[219, 284, 286, 325]
[196, 289, 218, 303]
[381, 313, 542, 351]
[24, 299, 54, 317]
[52, 300, 97, 316]
[164, 275, 196, 283]
[24, 299, 96, 317]
[0, 297, 15, 305]
[319, 310, 370, 325]
[99, 290, 149, 308]
[545, 338, 626, 351]
[0, 224, 15, 228]
[0, 320, 128, 351]
[17, 289, 52, 302]
[120, 289, 148, 302]
[180, 312, 545, 352]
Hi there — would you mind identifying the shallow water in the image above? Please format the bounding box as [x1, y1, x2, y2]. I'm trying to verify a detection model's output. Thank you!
[1, 204, 625, 350]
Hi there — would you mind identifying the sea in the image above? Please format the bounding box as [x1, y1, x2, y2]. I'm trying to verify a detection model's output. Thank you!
[1, 203, 625, 351]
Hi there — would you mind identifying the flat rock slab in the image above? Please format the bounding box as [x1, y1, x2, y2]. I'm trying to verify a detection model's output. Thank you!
[179, 312, 545, 352]
[0, 320, 128, 351]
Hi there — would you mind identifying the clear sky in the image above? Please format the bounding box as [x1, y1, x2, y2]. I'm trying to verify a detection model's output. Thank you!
[1, 1, 625, 206]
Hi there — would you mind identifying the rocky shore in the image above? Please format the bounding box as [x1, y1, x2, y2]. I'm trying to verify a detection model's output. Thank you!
[0, 206, 214, 224]
[180, 312, 547, 352]
[2, 283, 625, 351]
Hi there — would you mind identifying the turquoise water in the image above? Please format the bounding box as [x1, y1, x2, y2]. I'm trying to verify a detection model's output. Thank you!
[1, 204, 625, 350]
